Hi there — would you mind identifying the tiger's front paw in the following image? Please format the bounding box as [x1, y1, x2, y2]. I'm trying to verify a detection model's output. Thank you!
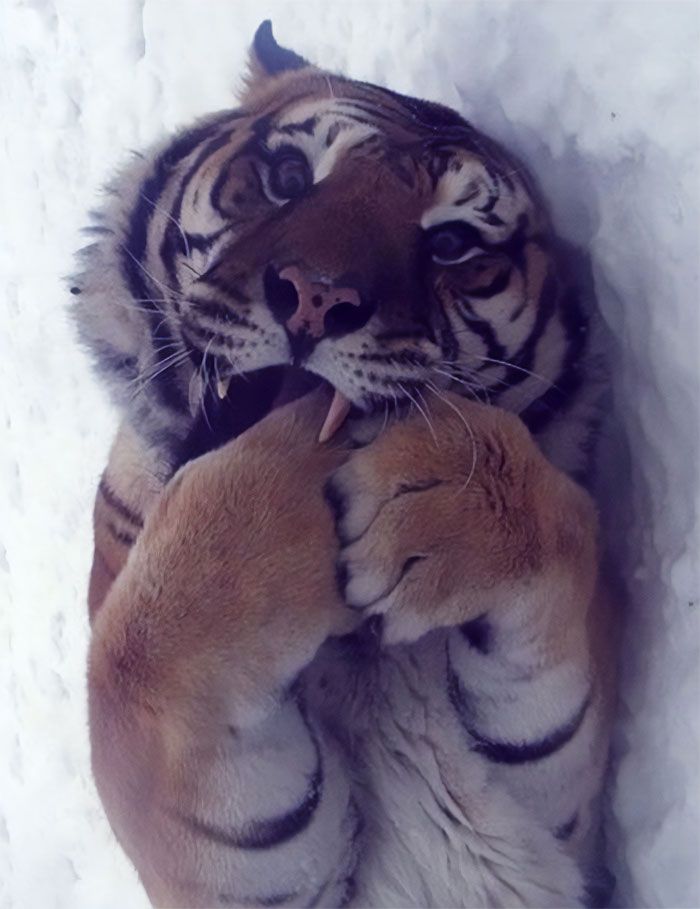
[325, 392, 586, 645]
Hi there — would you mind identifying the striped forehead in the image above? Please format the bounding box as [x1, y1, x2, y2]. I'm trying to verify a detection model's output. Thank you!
[421, 150, 531, 242]
[266, 98, 379, 180]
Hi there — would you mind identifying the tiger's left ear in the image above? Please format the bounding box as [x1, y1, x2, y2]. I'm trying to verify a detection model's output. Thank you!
[246, 20, 311, 85]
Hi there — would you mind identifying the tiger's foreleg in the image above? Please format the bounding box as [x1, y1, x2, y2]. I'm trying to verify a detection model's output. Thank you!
[326, 392, 617, 903]
[87, 394, 361, 908]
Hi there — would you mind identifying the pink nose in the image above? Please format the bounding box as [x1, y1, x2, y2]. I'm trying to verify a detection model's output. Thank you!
[278, 265, 362, 339]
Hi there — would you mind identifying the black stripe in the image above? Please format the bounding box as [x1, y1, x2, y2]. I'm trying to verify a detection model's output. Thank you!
[338, 876, 357, 909]
[474, 192, 499, 213]
[426, 149, 451, 189]
[105, 521, 136, 547]
[339, 554, 425, 612]
[277, 116, 318, 136]
[121, 114, 235, 299]
[179, 715, 323, 850]
[90, 340, 139, 382]
[583, 866, 616, 908]
[160, 127, 238, 280]
[465, 266, 512, 299]
[499, 268, 558, 391]
[352, 85, 531, 203]
[479, 211, 506, 227]
[374, 329, 428, 343]
[180, 321, 247, 352]
[184, 224, 233, 253]
[98, 478, 144, 528]
[305, 879, 332, 909]
[485, 214, 531, 268]
[120, 114, 236, 413]
[520, 286, 591, 435]
[454, 302, 507, 362]
[188, 297, 256, 329]
[334, 98, 405, 127]
[334, 110, 376, 131]
[358, 348, 430, 368]
[554, 812, 578, 841]
[436, 801, 461, 826]
[436, 303, 460, 362]
[509, 296, 528, 323]
[447, 652, 591, 764]
[81, 224, 114, 236]
[459, 614, 492, 654]
[219, 889, 298, 907]
[197, 272, 252, 306]
[210, 145, 258, 218]
[355, 83, 473, 139]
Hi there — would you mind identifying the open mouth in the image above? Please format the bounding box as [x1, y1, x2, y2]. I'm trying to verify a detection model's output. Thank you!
[174, 365, 354, 468]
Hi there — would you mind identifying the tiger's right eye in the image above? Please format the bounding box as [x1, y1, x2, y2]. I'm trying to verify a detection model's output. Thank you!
[426, 221, 482, 264]
[269, 152, 313, 200]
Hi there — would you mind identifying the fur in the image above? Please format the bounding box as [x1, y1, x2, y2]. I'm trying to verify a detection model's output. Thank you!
[77, 21, 617, 908]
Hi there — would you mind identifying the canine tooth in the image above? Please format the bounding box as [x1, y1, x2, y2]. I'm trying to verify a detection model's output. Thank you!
[216, 377, 231, 400]
[318, 389, 352, 443]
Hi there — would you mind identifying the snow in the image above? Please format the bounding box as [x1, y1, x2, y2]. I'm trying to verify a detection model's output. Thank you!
[1, 1, 699, 907]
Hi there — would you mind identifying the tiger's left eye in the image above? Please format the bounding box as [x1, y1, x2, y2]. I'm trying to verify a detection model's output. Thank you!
[426, 222, 482, 264]
[269, 153, 313, 200]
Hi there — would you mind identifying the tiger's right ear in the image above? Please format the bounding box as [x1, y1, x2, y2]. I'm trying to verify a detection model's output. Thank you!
[246, 20, 310, 85]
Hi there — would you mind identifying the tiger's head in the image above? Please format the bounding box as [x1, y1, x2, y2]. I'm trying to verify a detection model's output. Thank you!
[73, 21, 597, 475]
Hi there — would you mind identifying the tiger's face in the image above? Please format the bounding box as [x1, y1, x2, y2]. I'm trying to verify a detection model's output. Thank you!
[75, 22, 588, 469]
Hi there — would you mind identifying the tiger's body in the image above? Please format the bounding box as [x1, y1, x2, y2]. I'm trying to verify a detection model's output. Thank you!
[75, 22, 616, 908]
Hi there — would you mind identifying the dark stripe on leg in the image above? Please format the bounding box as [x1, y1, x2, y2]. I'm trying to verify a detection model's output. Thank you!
[459, 614, 492, 654]
[447, 652, 591, 764]
[219, 889, 299, 907]
[178, 711, 323, 850]
[98, 479, 144, 528]
[105, 521, 136, 548]
[583, 866, 616, 908]
[554, 812, 578, 841]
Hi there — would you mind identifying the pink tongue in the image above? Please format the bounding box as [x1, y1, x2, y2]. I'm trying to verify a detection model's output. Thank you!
[318, 389, 352, 443]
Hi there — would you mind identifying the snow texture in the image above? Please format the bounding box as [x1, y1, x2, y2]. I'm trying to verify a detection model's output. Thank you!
[1, 1, 698, 907]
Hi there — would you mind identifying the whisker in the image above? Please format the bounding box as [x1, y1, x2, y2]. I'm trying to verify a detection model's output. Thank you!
[451, 367, 495, 403]
[224, 351, 251, 383]
[199, 338, 215, 432]
[128, 346, 186, 388]
[150, 341, 184, 355]
[105, 297, 170, 317]
[415, 386, 441, 445]
[430, 365, 491, 405]
[398, 382, 439, 447]
[181, 261, 203, 279]
[381, 398, 390, 434]
[424, 381, 478, 491]
[120, 245, 184, 299]
[187, 367, 203, 414]
[140, 192, 191, 259]
[468, 354, 560, 391]
[130, 350, 189, 400]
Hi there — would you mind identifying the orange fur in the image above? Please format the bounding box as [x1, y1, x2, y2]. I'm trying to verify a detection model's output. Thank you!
[88, 389, 616, 903]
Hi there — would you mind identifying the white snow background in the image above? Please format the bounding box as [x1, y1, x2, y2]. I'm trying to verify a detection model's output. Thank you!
[1, 1, 699, 907]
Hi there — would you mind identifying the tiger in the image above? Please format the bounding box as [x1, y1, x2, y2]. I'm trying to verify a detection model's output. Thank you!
[73, 20, 617, 909]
